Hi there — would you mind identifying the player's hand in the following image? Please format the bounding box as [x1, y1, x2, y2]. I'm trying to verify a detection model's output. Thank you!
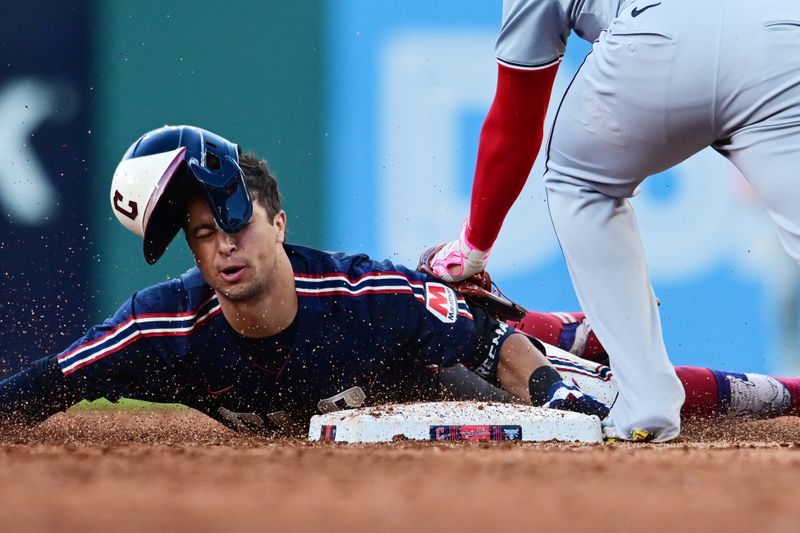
[418, 223, 491, 282]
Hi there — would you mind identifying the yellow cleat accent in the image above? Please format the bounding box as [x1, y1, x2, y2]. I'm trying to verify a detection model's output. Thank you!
[604, 429, 654, 443]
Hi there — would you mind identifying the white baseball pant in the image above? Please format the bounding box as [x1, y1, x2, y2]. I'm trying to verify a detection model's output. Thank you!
[544, 0, 800, 441]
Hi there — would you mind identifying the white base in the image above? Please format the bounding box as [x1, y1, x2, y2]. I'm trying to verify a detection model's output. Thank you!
[308, 401, 602, 443]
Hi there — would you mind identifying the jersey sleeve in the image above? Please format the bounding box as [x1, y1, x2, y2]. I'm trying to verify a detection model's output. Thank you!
[54, 287, 190, 404]
[0, 355, 80, 425]
[344, 254, 487, 369]
[496, 0, 569, 69]
[0, 279, 202, 425]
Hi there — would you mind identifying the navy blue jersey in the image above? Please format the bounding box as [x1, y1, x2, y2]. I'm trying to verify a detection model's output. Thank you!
[0, 244, 513, 434]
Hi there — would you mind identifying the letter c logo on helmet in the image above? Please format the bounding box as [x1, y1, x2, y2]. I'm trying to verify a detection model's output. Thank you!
[112, 190, 139, 221]
[110, 125, 253, 264]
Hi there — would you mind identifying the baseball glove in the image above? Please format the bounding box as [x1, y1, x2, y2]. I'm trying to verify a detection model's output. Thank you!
[418, 245, 528, 322]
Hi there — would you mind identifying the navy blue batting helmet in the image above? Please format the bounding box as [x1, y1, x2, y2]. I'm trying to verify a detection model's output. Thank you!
[111, 125, 253, 264]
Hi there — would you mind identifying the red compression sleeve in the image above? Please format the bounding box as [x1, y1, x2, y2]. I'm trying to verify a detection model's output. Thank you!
[466, 62, 559, 251]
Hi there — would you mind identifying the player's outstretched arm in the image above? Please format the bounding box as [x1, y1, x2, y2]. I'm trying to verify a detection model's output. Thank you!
[423, 63, 559, 282]
[0, 356, 81, 425]
[0, 339, 185, 427]
[466, 63, 559, 250]
[0, 288, 193, 426]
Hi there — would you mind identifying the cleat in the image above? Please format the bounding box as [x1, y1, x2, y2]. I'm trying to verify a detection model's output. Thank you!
[419, 221, 491, 282]
[544, 381, 610, 419]
[602, 422, 655, 443]
[602, 422, 622, 442]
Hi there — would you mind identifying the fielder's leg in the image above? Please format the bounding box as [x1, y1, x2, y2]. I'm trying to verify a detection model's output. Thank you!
[712, 1, 800, 271]
[711, 2, 800, 420]
[543, 2, 724, 441]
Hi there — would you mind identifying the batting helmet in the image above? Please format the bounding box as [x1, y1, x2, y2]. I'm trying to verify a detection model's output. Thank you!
[110, 125, 253, 264]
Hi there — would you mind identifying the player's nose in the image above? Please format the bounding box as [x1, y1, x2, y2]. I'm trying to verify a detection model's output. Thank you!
[217, 231, 238, 255]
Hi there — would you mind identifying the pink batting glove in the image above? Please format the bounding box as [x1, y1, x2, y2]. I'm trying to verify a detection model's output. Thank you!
[419, 222, 491, 282]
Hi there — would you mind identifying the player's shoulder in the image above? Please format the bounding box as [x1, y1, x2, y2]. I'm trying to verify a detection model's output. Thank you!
[285, 243, 424, 280]
[130, 266, 216, 317]
[285, 242, 368, 270]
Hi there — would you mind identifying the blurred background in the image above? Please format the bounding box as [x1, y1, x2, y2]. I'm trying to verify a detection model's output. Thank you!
[1, 0, 798, 376]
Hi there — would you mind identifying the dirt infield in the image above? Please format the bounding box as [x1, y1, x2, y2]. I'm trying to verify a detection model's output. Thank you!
[3, 409, 800, 533]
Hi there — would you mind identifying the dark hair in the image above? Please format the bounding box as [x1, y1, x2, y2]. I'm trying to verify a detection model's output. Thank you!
[239, 152, 282, 221]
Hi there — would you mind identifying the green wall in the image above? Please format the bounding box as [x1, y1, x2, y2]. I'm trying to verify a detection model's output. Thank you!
[90, 1, 324, 316]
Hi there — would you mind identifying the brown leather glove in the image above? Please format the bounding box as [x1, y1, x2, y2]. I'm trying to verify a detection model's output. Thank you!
[418, 245, 527, 322]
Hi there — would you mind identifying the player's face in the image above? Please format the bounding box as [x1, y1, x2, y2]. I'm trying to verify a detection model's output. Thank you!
[184, 195, 286, 302]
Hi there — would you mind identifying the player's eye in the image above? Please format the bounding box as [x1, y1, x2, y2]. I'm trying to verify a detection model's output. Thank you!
[195, 228, 215, 240]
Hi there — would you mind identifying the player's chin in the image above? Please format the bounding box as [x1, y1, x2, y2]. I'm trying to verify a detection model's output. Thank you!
[216, 281, 258, 302]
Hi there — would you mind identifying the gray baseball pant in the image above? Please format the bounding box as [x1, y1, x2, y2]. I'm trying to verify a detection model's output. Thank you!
[544, 0, 800, 440]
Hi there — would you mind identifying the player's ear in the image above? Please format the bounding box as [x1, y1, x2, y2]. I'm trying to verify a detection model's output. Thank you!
[273, 210, 287, 243]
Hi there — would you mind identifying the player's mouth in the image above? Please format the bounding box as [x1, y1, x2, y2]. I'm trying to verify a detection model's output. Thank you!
[220, 265, 247, 283]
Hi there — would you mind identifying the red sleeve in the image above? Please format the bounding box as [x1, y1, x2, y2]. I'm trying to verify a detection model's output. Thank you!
[466, 62, 559, 251]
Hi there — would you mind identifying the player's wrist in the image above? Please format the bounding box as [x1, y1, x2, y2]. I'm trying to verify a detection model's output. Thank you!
[461, 221, 492, 256]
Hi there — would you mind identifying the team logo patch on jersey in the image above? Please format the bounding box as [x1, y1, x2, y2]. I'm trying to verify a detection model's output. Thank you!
[425, 282, 458, 323]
